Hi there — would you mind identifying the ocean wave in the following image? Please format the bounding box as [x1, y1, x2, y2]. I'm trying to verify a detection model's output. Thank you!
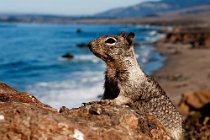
[58, 54, 101, 64]
[75, 55, 100, 63]
[0, 60, 26, 67]
[149, 31, 157, 36]
[0, 23, 17, 28]
[145, 32, 166, 43]
[26, 71, 104, 109]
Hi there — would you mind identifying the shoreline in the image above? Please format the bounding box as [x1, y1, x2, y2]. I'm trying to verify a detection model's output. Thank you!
[153, 41, 210, 105]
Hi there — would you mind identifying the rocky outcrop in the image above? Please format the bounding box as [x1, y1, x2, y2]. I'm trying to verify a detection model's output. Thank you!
[62, 53, 74, 59]
[0, 83, 172, 140]
[160, 26, 210, 48]
[77, 43, 89, 48]
[178, 89, 210, 115]
[178, 89, 210, 140]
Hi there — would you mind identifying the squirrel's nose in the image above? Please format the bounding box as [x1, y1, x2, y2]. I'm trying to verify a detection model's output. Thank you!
[88, 41, 94, 49]
[88, 42, 92, 48]
[88, 41, 93, 50]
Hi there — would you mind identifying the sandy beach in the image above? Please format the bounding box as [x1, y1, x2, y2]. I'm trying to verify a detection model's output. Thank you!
[153, 42, 210, 104]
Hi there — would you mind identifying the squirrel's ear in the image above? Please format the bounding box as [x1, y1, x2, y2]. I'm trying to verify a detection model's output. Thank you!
[119, 32, 126, 38]
[126, 32, 135, 45]
[127, 32, 135, 39]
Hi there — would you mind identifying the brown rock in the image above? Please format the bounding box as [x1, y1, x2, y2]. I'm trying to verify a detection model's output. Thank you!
[62, 53, 74, 59]
[0, 83, 17, 94]
[77, 43, 89, 48]
[205, 36, 210, 48]
[178, 89, 210, 140]
[162, 26, 210, 48]
[0, 82, 172, 140]
[178, 89, 210, 115]
[59, 103, 172, 140]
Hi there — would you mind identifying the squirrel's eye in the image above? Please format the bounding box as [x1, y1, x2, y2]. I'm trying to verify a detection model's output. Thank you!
[105, 37, 116, 45]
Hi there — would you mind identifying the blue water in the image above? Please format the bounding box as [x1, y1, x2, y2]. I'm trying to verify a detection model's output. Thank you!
[0, 23, 165, 109]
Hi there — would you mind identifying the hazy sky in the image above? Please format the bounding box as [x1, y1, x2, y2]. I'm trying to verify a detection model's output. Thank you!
[0, 0, 152, 16]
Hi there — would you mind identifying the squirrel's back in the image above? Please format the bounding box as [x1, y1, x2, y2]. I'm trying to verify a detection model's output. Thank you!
[133, 75, 184, 140]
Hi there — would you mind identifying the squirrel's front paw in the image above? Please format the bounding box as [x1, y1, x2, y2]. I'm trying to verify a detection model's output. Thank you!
[83, 100, 114, 106]
[96, 99, 120, 106]
[99, 99, 113, 105]
[83, 99, 125, 106]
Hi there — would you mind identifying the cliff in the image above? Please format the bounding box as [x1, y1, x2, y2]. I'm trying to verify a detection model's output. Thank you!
[0, 83, 172, 140]
[159, 25, 210, 48]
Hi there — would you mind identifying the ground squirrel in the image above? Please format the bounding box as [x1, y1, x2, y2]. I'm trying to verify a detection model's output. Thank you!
[88, 32, 183, 140]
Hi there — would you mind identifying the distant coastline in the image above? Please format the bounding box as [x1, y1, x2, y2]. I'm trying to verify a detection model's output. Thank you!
[0, 11, 210, 26]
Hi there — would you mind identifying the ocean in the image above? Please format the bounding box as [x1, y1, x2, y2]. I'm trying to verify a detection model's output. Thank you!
[0, 23, 165, 109]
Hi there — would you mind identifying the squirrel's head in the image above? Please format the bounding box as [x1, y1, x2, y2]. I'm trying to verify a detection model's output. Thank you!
[88, 32, 135, 62]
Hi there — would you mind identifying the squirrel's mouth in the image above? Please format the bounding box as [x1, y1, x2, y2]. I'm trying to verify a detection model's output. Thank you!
[88, 42, 103, 59]
[88, 42, 99, 53]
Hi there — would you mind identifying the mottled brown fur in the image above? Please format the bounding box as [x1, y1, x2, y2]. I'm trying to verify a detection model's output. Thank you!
[89, 32, 183, 140]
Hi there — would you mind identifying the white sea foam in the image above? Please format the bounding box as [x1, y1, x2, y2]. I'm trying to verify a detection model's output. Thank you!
[58, 54, 100, 63]
[145, 32, 165, 43]
[75, 55, 100, 63]
[27, 71, 104, 109]
[149, 31, 157, 36]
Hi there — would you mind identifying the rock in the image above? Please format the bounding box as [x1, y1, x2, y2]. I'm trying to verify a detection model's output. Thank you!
[178, 89, 210, 139]
[0, 83, 17, 94]
[0, 82, 172, 140]
[76, 28, 82, 33]
[184, 111, 210, 140]
[59, 104, 172, 140]
[61, 53, 74, 59]
[162, 25, 210, 48]
[178, 89, 210, 115]
[205, 36, 210, 48]
[77, 43, 89, 48]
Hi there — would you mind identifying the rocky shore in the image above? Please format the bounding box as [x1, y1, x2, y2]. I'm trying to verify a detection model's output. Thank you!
[154, 25, 210, 104]
[154, 25, 210, 139]
[0, 83, 172, 140]
[159, 25, 210, 48]
[178, 89, 210, 139]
